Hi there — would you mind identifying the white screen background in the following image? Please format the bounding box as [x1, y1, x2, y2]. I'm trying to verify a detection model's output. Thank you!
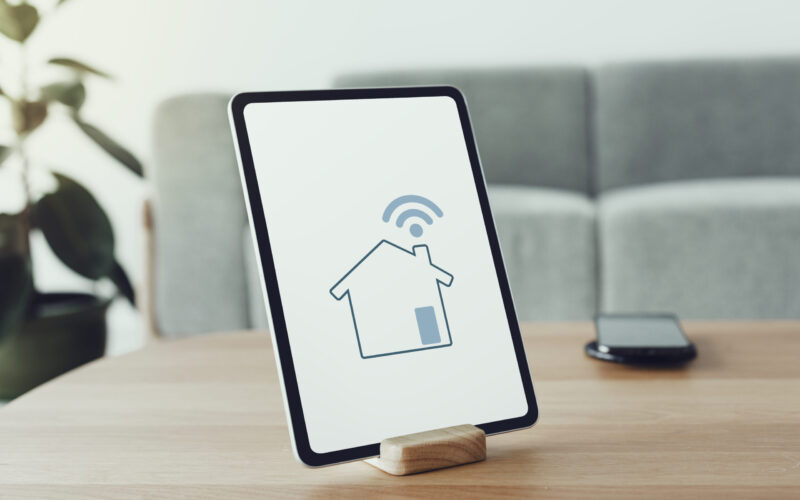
[243, 96, 529, 454]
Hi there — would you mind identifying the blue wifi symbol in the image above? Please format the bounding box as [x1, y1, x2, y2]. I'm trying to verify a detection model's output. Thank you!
[382, 195, 444, 238]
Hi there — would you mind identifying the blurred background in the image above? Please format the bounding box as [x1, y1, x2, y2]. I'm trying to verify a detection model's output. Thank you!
[1, 0, 799, 397]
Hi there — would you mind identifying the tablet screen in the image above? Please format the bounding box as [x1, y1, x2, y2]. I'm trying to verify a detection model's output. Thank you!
[238, 92, 533, 459]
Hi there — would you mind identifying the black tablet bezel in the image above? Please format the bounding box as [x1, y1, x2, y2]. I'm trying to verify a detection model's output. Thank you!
[229, 86, 538, 467]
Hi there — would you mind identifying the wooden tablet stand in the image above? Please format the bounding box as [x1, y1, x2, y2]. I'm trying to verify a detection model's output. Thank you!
[365, 424, 486, 475]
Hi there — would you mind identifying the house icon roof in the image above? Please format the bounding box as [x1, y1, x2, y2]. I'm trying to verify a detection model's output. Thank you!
[330, 240, 453, 300]
[330, 240, 454, 358]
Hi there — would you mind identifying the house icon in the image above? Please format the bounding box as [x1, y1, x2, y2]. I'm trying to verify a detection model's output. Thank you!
[330, 240, 454, 359]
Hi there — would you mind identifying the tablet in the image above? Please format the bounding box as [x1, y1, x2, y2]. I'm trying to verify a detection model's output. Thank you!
[228, 87, 537, 466]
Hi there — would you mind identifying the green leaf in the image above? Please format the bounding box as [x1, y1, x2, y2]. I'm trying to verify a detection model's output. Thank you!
[0, 144, 11, 166]
[108, 260, 135, 306]
[33, 172, 115, 280]
[48, 57, 112, 79]
[73, 117, 143, 176]
[41, 80, 86, 110]
[0, 0, 39, 43]
[12, 99, 48, 135]
[0, 212, 32, 339]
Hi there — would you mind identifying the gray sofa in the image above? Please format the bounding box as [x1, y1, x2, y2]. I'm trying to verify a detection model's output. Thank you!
[150, 58, 800, 338]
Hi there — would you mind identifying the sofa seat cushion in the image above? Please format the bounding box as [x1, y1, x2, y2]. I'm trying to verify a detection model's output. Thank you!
[488, 185, 596, 321]
[243, 227, 269, 330]
[599, 178, 800, 319]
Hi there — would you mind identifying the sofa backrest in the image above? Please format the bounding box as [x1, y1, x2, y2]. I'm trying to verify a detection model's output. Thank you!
[150, 93, 253, 338]
[149, 59, 800, 336]
[335, 68, 592, 193]
[594, 58, 800, 192]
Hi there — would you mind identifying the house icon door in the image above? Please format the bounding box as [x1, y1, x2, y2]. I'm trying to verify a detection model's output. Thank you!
[330, 241, 454, 358]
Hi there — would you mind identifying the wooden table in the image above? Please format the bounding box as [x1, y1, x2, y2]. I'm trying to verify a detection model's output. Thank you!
[0, 322, 798, 498]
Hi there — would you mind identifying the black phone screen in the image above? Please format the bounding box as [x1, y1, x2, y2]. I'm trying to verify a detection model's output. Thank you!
[596, 314, 690, 349]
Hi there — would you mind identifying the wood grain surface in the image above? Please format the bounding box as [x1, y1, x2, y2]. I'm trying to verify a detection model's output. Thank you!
[0, 321, 798, 498]
[366, 424, 486, 475]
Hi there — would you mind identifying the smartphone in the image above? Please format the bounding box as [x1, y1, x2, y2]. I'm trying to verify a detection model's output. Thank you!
[588, 313, 697, 364]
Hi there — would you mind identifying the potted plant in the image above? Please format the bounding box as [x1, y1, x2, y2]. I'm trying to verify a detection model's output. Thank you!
[0, 0, 142, 399]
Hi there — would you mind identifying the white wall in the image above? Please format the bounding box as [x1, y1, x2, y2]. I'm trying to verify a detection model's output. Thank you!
[2, 0, 799, 354]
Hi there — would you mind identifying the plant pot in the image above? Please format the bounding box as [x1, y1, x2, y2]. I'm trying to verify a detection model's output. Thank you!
[0, 292, 110, 400]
